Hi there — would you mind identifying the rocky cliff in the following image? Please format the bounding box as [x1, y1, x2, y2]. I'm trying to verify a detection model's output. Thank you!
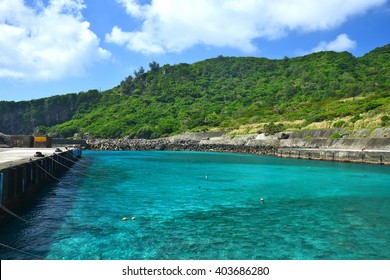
[0, 90, 102, 135]
[0, 98, 77, 135]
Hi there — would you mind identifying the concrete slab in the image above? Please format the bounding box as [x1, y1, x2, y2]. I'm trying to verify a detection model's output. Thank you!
[0, 147, 67, 169]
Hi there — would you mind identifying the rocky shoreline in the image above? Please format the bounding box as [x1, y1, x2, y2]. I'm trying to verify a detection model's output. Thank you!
[86, 129, 390, 165]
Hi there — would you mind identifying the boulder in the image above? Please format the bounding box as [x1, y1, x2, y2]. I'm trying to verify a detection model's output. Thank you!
[276, 132, 290, 140]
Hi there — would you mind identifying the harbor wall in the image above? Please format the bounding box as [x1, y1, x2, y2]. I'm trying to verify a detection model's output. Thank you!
[274, 148, 389, 165]
[1, 135, 53, 148]
[52, 138, 87, 148]
[86, 131, 390, 165]
[0, 149, 81, 222]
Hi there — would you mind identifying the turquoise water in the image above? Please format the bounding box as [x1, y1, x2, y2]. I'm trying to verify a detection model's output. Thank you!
[1, 151, 389, 260]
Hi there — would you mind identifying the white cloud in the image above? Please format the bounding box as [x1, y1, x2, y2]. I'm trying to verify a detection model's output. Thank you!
[0, 0, 110, 81]
[106, 0, 386, 54]
[117, 0, 148, 18]
[312, 34, 357, 53]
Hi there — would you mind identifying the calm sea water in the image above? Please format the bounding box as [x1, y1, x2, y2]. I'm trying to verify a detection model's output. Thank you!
[1, 151, 389, 260]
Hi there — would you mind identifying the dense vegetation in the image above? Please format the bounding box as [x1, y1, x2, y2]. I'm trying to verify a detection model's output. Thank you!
[0, 44, 389, 138]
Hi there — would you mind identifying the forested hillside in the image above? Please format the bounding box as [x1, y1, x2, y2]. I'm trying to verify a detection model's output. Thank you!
[0, 44, 389, 138]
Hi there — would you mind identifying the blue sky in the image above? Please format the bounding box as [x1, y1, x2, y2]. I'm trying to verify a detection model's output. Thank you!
[0, 0, 389, 101]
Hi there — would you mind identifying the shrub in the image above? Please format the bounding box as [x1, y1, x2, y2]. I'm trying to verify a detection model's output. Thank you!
[264, 122, 285, 135]
[333, 120, 346, 128]
[351, 115, 361, 123]
[381, 115, 389, 127]
[330, 132, 341, 139]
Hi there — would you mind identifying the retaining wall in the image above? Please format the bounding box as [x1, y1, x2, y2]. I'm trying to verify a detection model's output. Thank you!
[0, 149, 81, 222]
[87, 134, 390, 165]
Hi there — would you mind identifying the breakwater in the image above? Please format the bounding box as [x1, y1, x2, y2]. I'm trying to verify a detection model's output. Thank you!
[87, 130, 390, 165]
[0, 148, 81, 221]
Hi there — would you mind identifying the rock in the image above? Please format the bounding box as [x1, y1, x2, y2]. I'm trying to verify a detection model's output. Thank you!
[340, 132, 350, 138]
[86, 130, 390, 156]
[276, 132, 290, 140]
[255, 133, 267, 140]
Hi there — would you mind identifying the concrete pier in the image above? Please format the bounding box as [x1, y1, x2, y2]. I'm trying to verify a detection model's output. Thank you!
[0, 147, 81, 222]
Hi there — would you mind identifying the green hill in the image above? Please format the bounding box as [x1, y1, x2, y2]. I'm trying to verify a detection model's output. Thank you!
[0, 44, 389, 138]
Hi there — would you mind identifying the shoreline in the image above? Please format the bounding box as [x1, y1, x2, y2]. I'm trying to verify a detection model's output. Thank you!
[86, 131, 390, 166]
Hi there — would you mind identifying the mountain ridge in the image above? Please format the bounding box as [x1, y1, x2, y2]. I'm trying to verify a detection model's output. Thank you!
[0, 43, 389, 138]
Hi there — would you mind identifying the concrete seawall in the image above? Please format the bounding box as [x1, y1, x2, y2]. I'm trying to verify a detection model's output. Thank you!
[0, 148, 81, 222]
[87, 130, 390, 165]
[275, 148, 389, 165]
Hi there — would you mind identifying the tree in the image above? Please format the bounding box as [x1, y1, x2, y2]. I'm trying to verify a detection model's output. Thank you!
[149, 61, 160, 72]
[118, 76, 134, 95]
[134, 67, 145, 78]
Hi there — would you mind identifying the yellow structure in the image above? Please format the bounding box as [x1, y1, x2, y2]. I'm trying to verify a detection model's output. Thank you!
[34, 136, 52, 148]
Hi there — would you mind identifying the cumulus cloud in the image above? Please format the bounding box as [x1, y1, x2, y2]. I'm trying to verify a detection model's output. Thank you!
[312, 34, 357, 53]
[0, 0, 110, 81]
[106, 0, 386, 54]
